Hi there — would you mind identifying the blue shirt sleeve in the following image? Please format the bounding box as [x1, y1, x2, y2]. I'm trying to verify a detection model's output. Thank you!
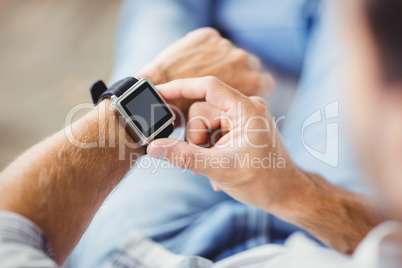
[0, 211, 58, 268]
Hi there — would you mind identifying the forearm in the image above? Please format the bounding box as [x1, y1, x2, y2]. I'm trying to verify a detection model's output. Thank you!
[277, 171, 383, 254]
[0, 100, 144, 264]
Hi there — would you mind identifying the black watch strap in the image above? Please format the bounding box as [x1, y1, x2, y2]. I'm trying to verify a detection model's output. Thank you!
[90, 77, 139, 105]
[89, 77, 174, 144]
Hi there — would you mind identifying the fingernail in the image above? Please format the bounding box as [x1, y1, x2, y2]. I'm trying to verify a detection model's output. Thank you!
[148, 147, 167, 159]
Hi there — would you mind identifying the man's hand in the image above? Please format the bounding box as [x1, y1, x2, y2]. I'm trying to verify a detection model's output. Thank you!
[146, 77, 383, 254]
[147, 76, 298, 211]
[138, 28, 275, 114]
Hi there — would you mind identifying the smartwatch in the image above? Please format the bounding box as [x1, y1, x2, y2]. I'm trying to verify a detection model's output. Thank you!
[90, 77, 175, 145]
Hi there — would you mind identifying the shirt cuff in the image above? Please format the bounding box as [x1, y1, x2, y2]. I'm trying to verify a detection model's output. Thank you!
[107, 231, 213, 268]
[0, 211, 53, 259]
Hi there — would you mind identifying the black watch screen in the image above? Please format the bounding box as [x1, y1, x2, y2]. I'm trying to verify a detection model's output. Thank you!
[120, 82, 173, 138]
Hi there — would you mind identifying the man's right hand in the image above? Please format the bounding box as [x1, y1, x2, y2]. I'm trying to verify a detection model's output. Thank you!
[146, 77, 384, 254]
[146, 76, 302, 213]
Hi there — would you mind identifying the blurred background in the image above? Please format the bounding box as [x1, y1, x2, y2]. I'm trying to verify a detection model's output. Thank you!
[0, 0, 121, 169]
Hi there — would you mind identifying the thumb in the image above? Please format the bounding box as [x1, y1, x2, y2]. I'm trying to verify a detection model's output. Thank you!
[147, 138, 210, 173]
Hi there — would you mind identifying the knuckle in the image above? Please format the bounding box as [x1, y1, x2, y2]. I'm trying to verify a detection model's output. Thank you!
[188, 101, 203, 116]
[252, 96, 265, 104]
[249, 74, 261, 91]
[219, 38, 232, 47]
[257, 102, 268, 113]
[260, 73, 276, 93]
[250, 96, 268, 113]
[196, 27, 220, 38]
[204, 76, 222, 88]
[250, 54, 262, 69]
[231, 49, 249, 63]
[266, 73, 276, 88]
[177, 151, 195, 170]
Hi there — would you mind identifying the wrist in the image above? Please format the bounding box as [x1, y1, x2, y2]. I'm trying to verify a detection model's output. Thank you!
[272, 170, 382, 253]
[273, 169, 345, 229]
[83, 99, 146, 157]
[266, 168, 326, 223]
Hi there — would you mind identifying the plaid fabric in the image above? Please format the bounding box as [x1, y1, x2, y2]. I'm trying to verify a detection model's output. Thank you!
[0, 211, 212, 268]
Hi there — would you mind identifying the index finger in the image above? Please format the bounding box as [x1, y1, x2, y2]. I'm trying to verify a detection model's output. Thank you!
[156, 76, 249, 113]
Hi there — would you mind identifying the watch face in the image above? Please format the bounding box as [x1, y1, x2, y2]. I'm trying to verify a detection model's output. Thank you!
[120, 81, 173, 138]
